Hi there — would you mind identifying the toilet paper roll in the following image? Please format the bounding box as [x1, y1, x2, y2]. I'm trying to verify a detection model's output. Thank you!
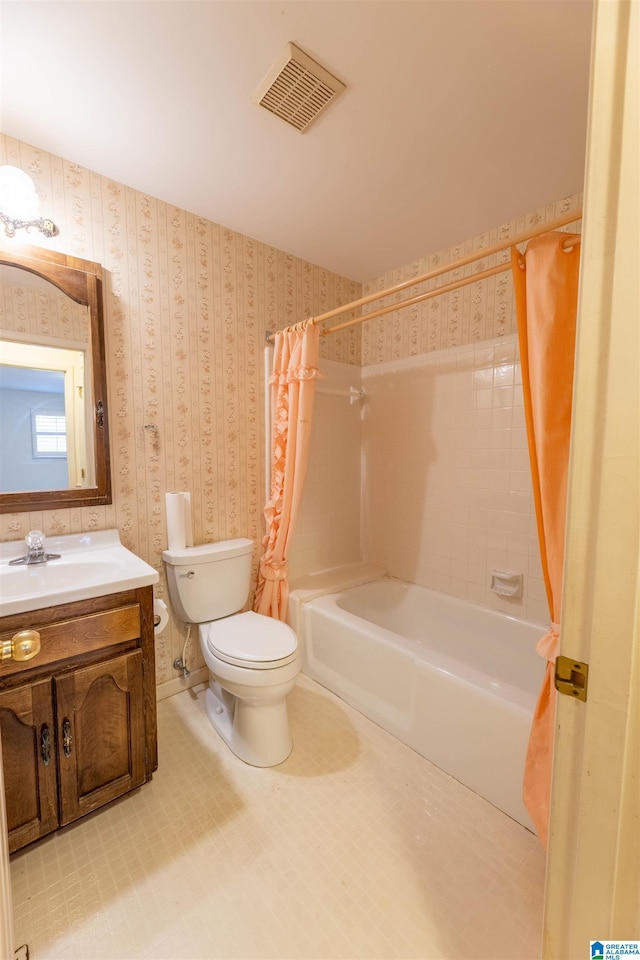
[154, 599, 169, 635]
[165, 492, 193, 550]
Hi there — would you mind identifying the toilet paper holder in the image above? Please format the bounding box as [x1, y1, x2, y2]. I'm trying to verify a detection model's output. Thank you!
[153, 598, 169, 634]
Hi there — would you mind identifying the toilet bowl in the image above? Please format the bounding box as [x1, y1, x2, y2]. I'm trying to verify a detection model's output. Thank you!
[162, 538, 301, 767]
[200, 611, 300, 766]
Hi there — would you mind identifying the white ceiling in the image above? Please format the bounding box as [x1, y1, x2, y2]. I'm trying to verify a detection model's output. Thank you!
[0, 1, 593, 282]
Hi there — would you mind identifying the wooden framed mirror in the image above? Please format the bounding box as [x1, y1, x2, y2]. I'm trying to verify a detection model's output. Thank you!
[0, 244, 111, 513]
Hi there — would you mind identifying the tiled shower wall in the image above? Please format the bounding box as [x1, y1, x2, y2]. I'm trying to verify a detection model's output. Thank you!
[289, 336, 549, 624]
[361, 335, 549, 623]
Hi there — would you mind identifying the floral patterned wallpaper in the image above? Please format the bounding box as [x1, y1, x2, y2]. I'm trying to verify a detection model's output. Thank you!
[1, 275, 89, 344]
[360, 192, 582, 365]
[0, 135, 361, 691]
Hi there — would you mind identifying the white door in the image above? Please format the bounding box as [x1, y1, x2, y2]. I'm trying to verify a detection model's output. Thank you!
[543, 0, 640, 955]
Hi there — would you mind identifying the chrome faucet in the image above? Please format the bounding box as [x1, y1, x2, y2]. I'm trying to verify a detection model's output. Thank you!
[9, 530, 61, 566]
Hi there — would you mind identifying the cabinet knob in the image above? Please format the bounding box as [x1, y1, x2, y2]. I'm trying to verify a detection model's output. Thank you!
[1, 629, 41, 662]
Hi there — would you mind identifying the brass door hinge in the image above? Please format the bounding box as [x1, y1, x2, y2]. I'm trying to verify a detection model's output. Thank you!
[555, 655, 589, 702]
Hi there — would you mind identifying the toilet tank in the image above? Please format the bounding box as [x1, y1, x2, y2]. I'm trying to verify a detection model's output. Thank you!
[162, 538, 254, 624]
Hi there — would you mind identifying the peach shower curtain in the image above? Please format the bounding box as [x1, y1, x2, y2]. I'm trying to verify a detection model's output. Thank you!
[511, 231, 581, 847]
[254, 319, 320, 621]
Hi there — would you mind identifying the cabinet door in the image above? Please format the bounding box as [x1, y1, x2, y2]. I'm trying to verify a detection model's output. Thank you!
[0, 680, 58, 852]
[56, 650, 146, 825]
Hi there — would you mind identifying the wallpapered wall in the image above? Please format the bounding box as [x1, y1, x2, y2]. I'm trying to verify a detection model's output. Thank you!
[1, 275, 89, 344]
[360, 192, 582, 365]
[0, 135, 361, 692]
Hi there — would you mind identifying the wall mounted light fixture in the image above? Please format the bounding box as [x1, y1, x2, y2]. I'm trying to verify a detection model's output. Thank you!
[0, 165, 58, 239]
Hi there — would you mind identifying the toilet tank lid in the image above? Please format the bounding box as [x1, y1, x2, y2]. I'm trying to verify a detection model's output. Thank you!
[163, 537, 254, 566]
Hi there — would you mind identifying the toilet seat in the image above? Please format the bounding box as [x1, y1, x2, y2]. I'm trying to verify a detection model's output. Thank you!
[205, 611, 299, 670]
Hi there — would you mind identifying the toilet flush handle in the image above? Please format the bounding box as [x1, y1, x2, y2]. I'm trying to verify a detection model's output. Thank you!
[179, 570, 196, 579]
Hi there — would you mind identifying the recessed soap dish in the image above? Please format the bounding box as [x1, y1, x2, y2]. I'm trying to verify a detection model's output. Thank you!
[490, 570, 523, 598]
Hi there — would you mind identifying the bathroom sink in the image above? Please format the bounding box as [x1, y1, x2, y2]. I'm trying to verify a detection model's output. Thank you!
[0, 530, 159, 616]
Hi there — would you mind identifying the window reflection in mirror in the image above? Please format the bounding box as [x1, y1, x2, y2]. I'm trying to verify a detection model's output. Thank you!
[0, 340, 95, 493]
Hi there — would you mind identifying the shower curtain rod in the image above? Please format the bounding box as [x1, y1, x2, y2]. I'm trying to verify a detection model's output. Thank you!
[266, 209, 581, 342]
[320, 210, 582, 337]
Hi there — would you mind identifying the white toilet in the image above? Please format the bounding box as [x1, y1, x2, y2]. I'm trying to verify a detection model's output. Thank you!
[162, 538, 300, 767]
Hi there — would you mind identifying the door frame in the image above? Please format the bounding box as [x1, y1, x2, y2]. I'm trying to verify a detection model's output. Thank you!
[0, 735, 14, 960]
[543, 0, 639, 955]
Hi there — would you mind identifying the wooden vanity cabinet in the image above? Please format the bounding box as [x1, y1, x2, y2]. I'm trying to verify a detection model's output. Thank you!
[0, 586, 157, 853]
[0, 679, 58, 851]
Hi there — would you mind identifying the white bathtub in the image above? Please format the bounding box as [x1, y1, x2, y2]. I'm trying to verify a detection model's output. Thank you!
[296, 576, 545, 831]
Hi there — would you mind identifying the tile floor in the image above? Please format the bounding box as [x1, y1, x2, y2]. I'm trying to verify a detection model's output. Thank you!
[11, 675, 545, 960]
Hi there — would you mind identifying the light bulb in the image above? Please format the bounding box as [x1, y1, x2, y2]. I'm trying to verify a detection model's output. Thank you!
[0, 165, 40, 220]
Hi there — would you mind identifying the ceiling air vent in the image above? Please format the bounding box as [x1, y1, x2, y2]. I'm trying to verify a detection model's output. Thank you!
[251, 42, 345, 133]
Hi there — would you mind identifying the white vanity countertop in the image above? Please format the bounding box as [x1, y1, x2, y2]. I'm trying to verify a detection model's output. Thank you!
[0, 529, 159, 617]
